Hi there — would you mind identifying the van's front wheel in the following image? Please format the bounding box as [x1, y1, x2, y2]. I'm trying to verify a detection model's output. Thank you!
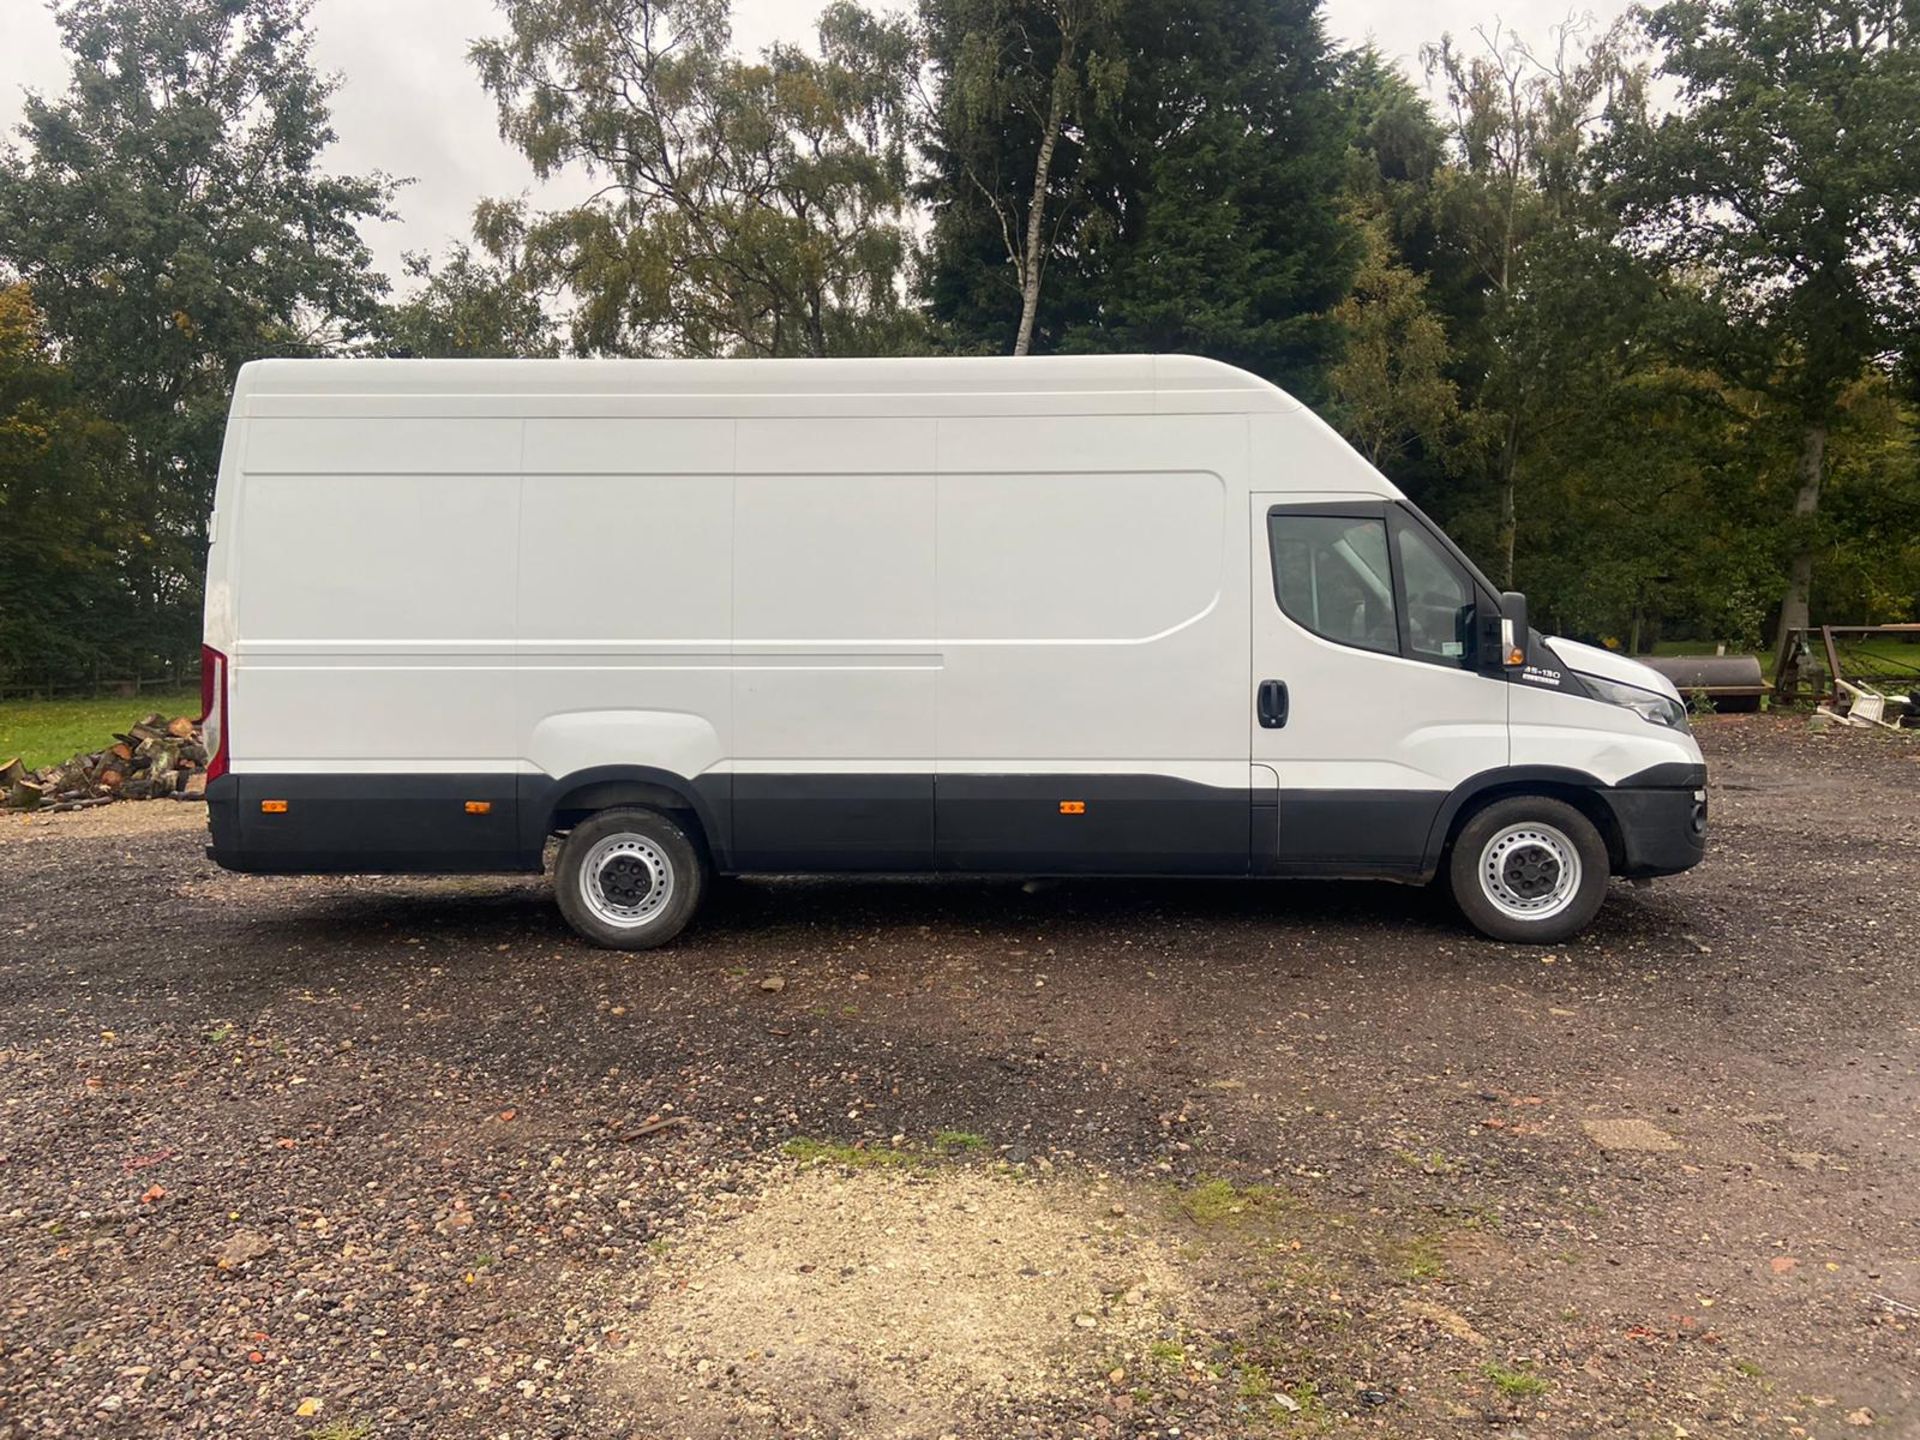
[1449, 796, 1608, 944]
[555, 808, 705, 950]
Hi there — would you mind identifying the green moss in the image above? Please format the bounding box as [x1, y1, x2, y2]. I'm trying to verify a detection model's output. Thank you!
[1178, 1176, 1280, 1226]
[782, 1137, 916, 1169]
[305, 1423, 373, 1440]
[933, 1129, 986, 1150]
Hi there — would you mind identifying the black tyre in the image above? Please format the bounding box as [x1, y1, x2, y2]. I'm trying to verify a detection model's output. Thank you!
[554, 807, 705, 950]
[1448, 796, 1609, 944]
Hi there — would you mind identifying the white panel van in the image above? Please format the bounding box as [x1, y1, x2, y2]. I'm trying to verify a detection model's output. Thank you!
[200, 356, 1706, 947]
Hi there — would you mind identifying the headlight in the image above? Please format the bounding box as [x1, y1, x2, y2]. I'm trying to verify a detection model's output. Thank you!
[1575, 672, 1690, 729]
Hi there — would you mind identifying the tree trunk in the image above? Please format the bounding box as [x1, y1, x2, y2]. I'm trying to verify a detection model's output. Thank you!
[1496, 414, 1520, 589]
[1013, 67, 1071, 358]
[1772, 419, 1828, 678]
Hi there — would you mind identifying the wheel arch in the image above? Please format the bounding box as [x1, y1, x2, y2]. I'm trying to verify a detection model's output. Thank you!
[1423, 767, 1626, 876]
[520, 765, 732, 870]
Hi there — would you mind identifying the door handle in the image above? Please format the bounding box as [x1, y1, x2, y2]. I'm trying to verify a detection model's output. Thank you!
[1257, 679, 1289, 729]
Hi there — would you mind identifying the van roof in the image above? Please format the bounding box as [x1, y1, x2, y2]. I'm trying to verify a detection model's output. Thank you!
[234, 353, 1300, 410]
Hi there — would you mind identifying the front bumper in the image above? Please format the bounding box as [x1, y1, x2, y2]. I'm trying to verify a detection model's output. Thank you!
[1607, 777, 1708, 878]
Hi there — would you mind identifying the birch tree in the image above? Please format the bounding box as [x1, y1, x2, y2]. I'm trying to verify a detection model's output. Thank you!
[922, 0, 1123, 355]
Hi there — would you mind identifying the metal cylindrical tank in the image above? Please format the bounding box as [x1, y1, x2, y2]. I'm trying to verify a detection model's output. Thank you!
[1640, 655, 1766, 714]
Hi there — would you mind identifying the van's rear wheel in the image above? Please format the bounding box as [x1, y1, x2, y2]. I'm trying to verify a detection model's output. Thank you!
[555, 808, 704, 950]
[1448, 796, 1608, 944]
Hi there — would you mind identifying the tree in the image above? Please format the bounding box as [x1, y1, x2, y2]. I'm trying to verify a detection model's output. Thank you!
[1063, 0, 1357, 391]
[1327, 220, 1457, 470]
[471, 0, 925, 358]
[383, 245, 556, 358]
[922, 0, 1124, 355]
[922, 0, 1356, 389]
[0, 0, 395, 663]
[1422, 16, 1643, 584]
[1611, 0, 1920, 662]
[0, 284, 141, 685]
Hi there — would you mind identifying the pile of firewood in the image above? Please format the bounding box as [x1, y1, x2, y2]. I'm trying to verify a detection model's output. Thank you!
[3, 713, 209, 813]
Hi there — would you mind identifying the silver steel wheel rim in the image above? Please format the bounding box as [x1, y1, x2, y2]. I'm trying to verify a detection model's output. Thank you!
[1478, 822, 1581, 922]
[580, 834, 675, 929]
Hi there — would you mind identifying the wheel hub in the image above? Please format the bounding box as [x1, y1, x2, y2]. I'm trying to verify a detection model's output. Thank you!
[598, 853, 656, 906]
[1501, 844, 1561, 900]
[1478, 823, 1581, 921]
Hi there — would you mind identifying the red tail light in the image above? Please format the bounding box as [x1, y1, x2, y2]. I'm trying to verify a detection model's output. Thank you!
[200, 643, 230, 783]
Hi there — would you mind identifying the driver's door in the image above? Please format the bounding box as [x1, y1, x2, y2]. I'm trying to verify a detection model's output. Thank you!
[1249, 497, 1508, 875]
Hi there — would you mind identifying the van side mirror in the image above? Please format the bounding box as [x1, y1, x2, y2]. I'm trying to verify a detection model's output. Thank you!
[1500, 591, 1529, 669]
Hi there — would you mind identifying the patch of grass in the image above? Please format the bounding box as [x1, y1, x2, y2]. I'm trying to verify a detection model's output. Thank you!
[207, 1024, 233, 1044]
[1732, 1357, 1764, 1379]
[1401, 1234, 1447, 1281]
[1236, 1362, 1273, 1399]
[0, 689, 200, 770]
[782, 1137, 917, 1169]
[933, 1129, 986, 1151]
[1272, 1379, 1328, 1424]
[1483, 1361, 1550, 1398]
[1146, 1339, 1187, 1367]
[305, 1422, 373, 1440]
[1178, 1176, 1280, 1227]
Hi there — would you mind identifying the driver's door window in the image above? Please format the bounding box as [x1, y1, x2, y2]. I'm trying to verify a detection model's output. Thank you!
[1395, 521, 1475, 666]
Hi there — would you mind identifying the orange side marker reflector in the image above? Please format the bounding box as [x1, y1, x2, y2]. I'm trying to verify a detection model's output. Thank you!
[1059, 800, 1086, 815]
[1508, 648, 1527, 666]
[260, 800, 288, 814]
[464, 801, 492, 815]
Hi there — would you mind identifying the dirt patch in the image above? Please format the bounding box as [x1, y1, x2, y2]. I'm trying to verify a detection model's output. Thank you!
[620, 1163, 1194, 1438]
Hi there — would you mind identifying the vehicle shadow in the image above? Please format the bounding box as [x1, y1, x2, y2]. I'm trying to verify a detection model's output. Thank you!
[225, 866, 1701, 963]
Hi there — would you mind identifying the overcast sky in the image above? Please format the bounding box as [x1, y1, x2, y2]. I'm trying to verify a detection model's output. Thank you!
[0, 0, 1636, 289]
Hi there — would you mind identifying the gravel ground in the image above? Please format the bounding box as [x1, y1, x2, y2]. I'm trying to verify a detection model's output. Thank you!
[1, 714, 1916, 1439]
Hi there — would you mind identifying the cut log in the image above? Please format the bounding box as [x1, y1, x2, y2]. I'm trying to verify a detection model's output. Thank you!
[110, 741, 134, 763]
[8, 779, 44, 811]
[139, 712, 166, 728]
[0, 757, 23, 789]
[181, 771, 208, 798]
[167, 716, 195, 739]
